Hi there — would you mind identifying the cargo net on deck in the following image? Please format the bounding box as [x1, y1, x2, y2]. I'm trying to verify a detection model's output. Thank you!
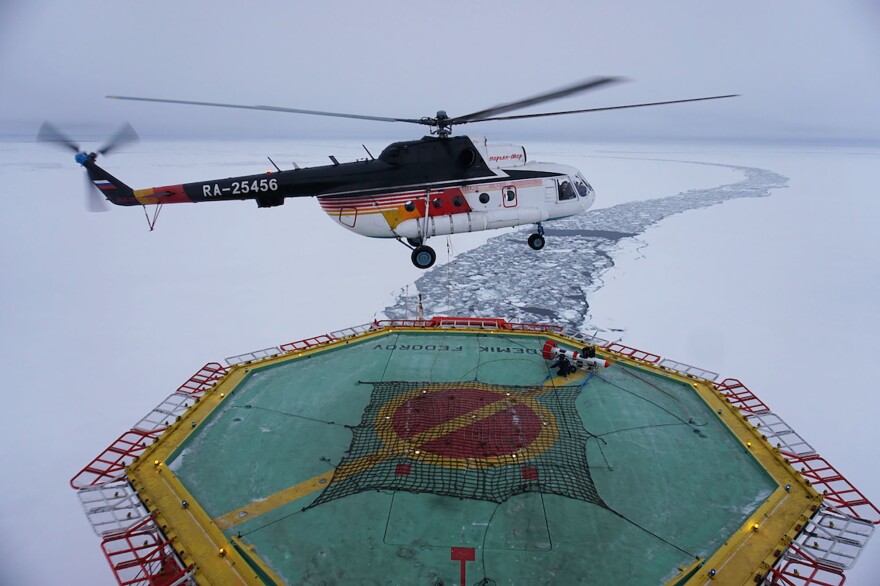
[306, 381, 607, 510]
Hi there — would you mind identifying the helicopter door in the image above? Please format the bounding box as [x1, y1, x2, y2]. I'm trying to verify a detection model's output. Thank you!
[502, 185, 517, 208]
[544, 179, 558, 203]
[338, 207, 357, 227]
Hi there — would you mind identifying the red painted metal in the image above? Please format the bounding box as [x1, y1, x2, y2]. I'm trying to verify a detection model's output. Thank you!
[279, 334, 336, 353]
[765, 544, 846, 585]
[175, 362, 226, 396]
[603, 342, 661, 363]
[100, 515, 190, 586]
[71, 363, 226, 489]
[430, 316, 510, 329]
[784, 454, 880, 524]
[714, 378, 771, 414]
[71, 429, 163, 489]
[373, 319, 433, 329]
[542, 339, 557, 360]
[71, 317, 879, 585]
[509, 322, 564, 333]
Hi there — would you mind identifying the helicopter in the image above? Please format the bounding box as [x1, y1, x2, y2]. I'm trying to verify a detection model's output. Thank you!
[38, 77, 736, 269]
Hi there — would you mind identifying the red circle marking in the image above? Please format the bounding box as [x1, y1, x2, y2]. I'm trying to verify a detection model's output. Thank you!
[391, 388, 541, 458]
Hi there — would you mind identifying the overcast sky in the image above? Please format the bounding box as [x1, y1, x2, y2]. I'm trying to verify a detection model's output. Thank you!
[2, 0, 879, 142]
[2, 2, 880, 583]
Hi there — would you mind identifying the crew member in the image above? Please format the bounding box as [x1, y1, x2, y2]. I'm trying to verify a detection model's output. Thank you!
[550, 354, 576, 377]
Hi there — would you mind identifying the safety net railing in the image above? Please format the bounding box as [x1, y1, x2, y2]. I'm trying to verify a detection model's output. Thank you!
[100, 514, 194, 586]
[712, 378, 879, 583]
[70, 363, 226, 584]
[71, 318, 878, 585]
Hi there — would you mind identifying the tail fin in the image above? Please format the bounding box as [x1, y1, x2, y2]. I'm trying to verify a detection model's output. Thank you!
[83, 159, 140, 206]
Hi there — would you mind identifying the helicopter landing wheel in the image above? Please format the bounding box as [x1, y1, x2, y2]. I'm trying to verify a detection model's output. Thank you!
[411, 245, 436, 269]
[406, 237, 423, 247]
[528, 233, 546, 251]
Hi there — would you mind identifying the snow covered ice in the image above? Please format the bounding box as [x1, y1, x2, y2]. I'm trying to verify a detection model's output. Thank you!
[2, 139, 879, 585]
[384, 162, 787, 330]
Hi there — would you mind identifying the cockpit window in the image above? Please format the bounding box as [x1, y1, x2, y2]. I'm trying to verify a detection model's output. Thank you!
[574, 173, 593, 198]
[557, 178, 577, 201]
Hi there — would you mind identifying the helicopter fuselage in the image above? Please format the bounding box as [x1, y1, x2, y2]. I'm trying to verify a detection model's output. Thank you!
[87, 135, 595, 242]
[83, 134, 594, 267]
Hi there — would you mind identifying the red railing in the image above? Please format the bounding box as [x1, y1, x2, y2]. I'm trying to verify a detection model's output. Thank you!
[71, 429, 163, 490]
[100, 515, 191, 586]
[765, 544, 846, 585]
[785, 454, 880, 524]
[72, 318, 878, 586]
[174, 362, 226, 395]
[71, 363, 225, 490]
[715, 378, 771, 414]
[279, 334, 336, 352]
[603, 342, 661, 363]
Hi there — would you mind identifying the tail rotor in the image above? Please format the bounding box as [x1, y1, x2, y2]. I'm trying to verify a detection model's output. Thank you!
[37, 122, 139, 212]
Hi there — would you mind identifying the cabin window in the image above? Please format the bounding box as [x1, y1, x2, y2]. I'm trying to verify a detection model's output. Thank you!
[479, 192, 490, 204]
[557, 178, 576, 201]
[452, 195, 464, 207]
[574, 172, 593, 197]
[503, 185, 517, 208]
[404, 201, 415, 212]
[432, 197, 443, 209]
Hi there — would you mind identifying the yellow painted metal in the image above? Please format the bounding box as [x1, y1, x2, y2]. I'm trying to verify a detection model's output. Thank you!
[132, 187, 165, 206]
[127, 366, 281, 585]
[215, 469, 334, 531]
[125, 324, 821, 586]
[568, 338, 823, 586]
[125, 328, 394, 585]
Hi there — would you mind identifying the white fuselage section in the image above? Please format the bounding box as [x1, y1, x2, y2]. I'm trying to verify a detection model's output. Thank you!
[317, 137, 595, 239]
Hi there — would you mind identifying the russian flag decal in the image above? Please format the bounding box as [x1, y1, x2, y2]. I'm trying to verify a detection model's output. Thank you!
[93, 179, 115, 191]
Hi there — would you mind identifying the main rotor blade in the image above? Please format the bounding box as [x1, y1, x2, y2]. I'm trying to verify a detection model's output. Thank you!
[37, 121, 81, 153]
[98, 122, 139, 156]
[107, 96, 424, 124]
[462, 94, 740, 123]
[448, 76, 624, 124]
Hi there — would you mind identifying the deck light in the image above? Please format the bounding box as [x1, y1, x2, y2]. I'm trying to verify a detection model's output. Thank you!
[785, 484, 791, 492]
[219, 548, 226, 557]
[747, 441, 752, 448]
[752, 523, 760, 532]
[709, 569, 716, 577]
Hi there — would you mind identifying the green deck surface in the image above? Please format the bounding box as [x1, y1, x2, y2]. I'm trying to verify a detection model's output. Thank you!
[167, 331, 776, 585]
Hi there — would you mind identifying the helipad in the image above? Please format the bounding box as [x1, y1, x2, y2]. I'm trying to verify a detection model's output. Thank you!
[72, 318, 877, 585]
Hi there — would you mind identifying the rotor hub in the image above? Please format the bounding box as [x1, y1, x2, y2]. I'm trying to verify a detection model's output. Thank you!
[75, 152, 97, 166]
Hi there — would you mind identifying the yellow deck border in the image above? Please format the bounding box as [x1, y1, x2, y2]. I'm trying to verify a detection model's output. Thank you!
[549, 333, 823, 586]
[127, 328, 395, 585]
[125, 325, 821, 585]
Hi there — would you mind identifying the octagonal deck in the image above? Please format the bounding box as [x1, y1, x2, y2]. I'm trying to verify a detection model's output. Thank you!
[123, 326, 823, 585]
